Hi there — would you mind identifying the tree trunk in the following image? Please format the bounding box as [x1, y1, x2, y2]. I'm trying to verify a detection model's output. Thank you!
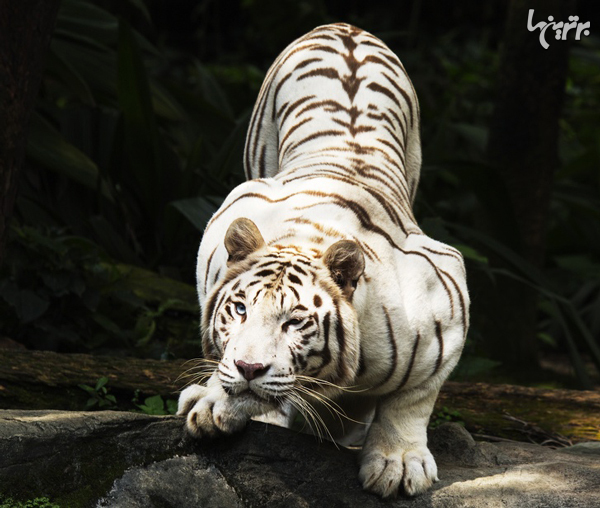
[0, 349, 186, 410]
[484, 0, 574, 370]
[0, 0, 60, 266]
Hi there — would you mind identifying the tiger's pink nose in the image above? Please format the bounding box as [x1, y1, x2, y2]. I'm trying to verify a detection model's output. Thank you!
[235, 360, 269, 381]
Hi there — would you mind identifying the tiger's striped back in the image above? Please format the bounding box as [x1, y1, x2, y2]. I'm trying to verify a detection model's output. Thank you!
[245, 23, 422, 221]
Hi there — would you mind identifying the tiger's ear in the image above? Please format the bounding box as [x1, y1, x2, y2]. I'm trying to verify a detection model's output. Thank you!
[323, 240, 365, 299]
[224, 218, 266, 265]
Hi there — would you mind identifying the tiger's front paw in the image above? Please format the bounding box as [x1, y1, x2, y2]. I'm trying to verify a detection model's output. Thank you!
[177, 384, 248, 438]
[358, 445, 438, 498]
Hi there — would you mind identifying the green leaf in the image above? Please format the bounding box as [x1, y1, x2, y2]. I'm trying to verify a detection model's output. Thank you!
[151, 81, 187, 122]
[78, 384, 96, 395]
[453, 244, 488, 265]
[562, 302, 600, 375]
[0, 282, 49, 324]
[166, 399, 178, 415]
[537, 332, 557, 347]
[445, 222, 544, 286]
[50, 39, 117, 98]
[160, 80, 236, 146]
[26, 113, 114, 202]
[125, 0, 153, 25]
[41, 271, 85, 297]
[554, 255, 600, 278]
[184, 135, 205, 173]
[95, 377, 109, 391]
[453, 356, 501, 378]
[134, 315, 157, 347]
[57, 0, 119, 46]
[46, 47, 95, 105]
[88, 216, 140, 266]
[91, 313, 124, 337]
[206, 112, 250, 181]
[145, 395, 165, 410]
[170, 196, 223, 232]
[193, 62, 234, 120]
[449, 123, 488, 153]
[548, 301, 594, 389]
[53, 27, 114, 53]
[435, 161, 522, 250]
[137, 394, 167, 415]
[85, 398, 99, 410]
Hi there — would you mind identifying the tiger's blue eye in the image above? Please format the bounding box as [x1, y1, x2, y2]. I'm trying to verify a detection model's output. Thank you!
[235, 303, 246, 316]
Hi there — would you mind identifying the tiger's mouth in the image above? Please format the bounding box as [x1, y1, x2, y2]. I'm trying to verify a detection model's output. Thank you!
[234, 389, 284, 417]
[224, 386, 277, 405]
[239, 388, 270, 402]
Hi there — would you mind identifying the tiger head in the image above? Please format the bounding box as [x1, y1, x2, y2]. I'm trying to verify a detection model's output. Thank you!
[202, 217, 365, 415]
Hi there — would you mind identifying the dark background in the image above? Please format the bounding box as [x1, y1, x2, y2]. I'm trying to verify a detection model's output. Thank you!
[1, 0, 598, 389]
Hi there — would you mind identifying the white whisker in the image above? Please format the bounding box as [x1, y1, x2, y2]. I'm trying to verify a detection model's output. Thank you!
[175, 358, 220, 390]
[287, 391, 336, 444]
[295, 374, 368, 394]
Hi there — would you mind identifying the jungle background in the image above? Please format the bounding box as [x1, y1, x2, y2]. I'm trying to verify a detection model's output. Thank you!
[1, 0, 599, 394]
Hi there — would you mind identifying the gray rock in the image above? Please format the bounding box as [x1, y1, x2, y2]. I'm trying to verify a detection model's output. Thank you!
[1, 410, 599, 508]
[97, 456, 243, 508]
[560, 441, 600, 456]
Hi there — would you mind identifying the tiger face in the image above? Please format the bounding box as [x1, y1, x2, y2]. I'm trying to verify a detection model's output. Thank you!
[202, 217, 364, 416]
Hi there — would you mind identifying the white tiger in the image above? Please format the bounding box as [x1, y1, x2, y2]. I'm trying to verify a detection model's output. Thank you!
[178, 23, 469, 498]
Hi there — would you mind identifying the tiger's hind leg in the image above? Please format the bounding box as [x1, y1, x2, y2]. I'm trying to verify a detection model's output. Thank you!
[358, 385, 439, 498]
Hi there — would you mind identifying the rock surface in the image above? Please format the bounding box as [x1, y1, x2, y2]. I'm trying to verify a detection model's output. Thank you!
[1, 410, 599, 507]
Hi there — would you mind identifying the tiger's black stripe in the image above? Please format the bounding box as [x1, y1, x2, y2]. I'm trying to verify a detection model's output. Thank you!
[371, 306, 398, 389]
[397, 332, 420, 390]
[433, 321, 444, 376]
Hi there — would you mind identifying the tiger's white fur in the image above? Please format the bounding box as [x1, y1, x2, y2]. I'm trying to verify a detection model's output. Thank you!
[178, 23, 469, 498]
